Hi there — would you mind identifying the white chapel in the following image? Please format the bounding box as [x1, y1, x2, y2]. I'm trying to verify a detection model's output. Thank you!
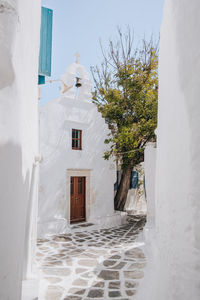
[38, 56, 125, 237]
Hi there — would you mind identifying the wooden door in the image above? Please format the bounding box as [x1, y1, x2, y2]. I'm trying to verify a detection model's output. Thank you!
[70, 177, 86, 223]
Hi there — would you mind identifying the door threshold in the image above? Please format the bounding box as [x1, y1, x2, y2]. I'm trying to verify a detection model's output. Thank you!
[70, 222, 94, 228]
[70, 219, 86, 224]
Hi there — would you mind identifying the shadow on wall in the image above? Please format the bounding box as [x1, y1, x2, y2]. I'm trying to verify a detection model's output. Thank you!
[0, 142, 30, 299]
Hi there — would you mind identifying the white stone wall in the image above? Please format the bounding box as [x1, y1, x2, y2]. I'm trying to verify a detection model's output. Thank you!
[136, 1, 200, 299]
[0, 1, 41, 299]
[144, 144, 156, 227]
[38, 66, 118, 237]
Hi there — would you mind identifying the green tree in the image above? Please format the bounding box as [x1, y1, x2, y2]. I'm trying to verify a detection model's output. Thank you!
[91, 29, 158, 211]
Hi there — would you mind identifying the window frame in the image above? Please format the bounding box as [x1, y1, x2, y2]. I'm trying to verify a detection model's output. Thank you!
[72, 129, 82, 150]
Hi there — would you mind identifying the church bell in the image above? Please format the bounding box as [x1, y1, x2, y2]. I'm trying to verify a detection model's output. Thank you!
[75, 77, 82, 88]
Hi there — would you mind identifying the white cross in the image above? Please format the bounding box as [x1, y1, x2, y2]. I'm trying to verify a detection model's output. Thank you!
[75, 52, 80, 64]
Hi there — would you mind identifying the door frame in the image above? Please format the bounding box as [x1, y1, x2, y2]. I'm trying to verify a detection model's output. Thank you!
[66, 169, 91, 224]
[70, 176, 86, 223]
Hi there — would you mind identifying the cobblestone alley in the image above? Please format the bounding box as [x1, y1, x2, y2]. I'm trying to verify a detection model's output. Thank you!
[37, 216, 146, 300]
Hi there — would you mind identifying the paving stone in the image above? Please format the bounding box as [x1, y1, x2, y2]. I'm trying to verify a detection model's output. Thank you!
[60, 234, 72, 238]
[38, 246, 50, 251]
[43, 260, 63, 266]
[102, 238, 109, 242]
[76, 239, 85, 243]
[48, 241, 60, 247]
[87, 289, 104, 298]
[37, 238, 49, 244]
[75, 268, 87, 274]
[68, 287, 86, 295]
[109, 255, 121, 260]
[81, 271, 95, 279]
[111, 262, 126, 269]
[64, 245, 76, 249]
[61, 243, 72, 247]
[78, 259, 97, 267]
[98, 270, 119, 280]
[75, 233, 88, 238]
[96, 243, 106, 247]
[108, 281, 121, 289]
[54, 254, 67, 258]
[93, 281, 105, 288]
[103, 260, 116, 267]
[124, 270, 144, 279]
[128, 262, 146, 269]
[53, 236, 72, 242]
[126, 289, 137, 296]
[72, 278, 88, 287]
[125, 280, 138, 289]
[80, 252, 98, 259]
[70, 249, 85, 255]
[125, 248, 145, 259]
[108, 290, 121, 297]
[43, 257, 58, 262]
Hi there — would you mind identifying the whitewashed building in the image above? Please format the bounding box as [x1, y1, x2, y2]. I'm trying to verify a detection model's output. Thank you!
[0, 1, 41, 299]
[136, 1, 200, 300]
[38, 58, 125, 237]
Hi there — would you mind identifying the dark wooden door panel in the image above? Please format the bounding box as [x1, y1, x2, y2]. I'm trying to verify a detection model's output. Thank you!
[70, 177, 85, 223]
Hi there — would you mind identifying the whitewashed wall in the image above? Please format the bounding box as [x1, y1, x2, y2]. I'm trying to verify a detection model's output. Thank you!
[144, 144, 156, 227]
[38, 65, 122, 237]
[0, 1, 41, 299]
[136, 1, 200, 299]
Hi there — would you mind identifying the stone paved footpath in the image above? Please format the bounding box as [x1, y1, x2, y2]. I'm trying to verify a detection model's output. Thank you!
[37, 215, 146, 300]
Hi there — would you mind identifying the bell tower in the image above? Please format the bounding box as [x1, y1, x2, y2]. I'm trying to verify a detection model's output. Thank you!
[60, 54, 92, 101]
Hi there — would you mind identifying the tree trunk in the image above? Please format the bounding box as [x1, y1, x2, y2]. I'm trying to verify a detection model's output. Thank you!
[114, 165, 132, 211]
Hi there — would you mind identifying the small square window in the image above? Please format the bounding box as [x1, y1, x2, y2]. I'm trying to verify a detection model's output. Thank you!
[72, 129, 82, 150]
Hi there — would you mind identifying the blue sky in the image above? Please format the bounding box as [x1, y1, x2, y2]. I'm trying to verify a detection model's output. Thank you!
[41, 0, 165, 105]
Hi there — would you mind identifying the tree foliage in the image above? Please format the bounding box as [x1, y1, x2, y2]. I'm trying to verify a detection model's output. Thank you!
[91, 28, 158, 210]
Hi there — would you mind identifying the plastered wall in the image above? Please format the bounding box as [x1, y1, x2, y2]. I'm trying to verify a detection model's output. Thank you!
[0, 0, 41, 298]
[136, 1, 200, 299]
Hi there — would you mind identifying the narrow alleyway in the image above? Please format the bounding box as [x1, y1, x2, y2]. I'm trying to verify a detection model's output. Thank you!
[37, 216, 146, 300]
